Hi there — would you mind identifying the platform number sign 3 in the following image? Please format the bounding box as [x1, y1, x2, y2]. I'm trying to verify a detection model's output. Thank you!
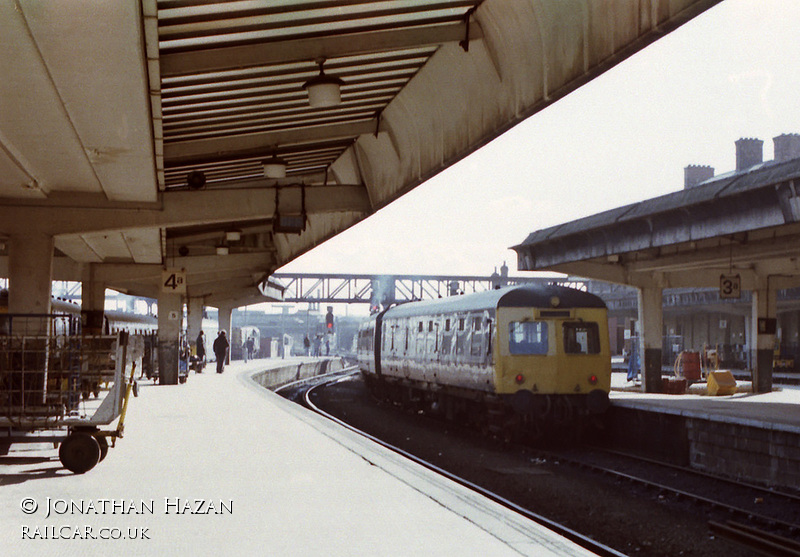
[162, 269, 187, 294]
[719, 274, 741, 299]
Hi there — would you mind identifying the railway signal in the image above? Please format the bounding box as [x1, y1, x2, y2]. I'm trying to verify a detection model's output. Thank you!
[325, 306, 334, 332]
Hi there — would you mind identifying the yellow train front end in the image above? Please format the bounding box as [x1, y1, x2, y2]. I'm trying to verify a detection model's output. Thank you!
[494, 304, 611, 417]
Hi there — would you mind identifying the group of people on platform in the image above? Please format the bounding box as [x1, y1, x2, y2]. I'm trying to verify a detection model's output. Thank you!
[303, 334, 330, 357]
[194, 329, 229, 374]
[193, 330, 254, 374]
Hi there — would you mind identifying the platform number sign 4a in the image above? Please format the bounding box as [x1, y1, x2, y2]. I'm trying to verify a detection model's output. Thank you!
[719, 274, 741, 299]
[162, 269, 187, 294]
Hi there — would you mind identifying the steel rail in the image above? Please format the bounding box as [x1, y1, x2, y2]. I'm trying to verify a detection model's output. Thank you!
[533, 449, 800, 535]
[273, 366, 359, 397]
[596, 447, 800, 507]
[709, 520, 800, 557]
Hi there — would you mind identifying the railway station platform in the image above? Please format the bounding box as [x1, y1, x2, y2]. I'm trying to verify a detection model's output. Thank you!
[607, 371, 800, 490]
[1, 358, 598, 557]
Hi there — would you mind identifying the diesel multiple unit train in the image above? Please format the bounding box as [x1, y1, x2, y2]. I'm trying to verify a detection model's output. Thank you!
[357, 284, 612, 440]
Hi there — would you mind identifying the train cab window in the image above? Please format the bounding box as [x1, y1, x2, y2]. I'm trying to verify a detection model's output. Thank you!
[508, 321, 548, 355]
[562, 322, 600, 354]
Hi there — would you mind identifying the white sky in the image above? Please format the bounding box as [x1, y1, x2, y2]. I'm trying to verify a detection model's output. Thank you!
[278, 0, 800, 281]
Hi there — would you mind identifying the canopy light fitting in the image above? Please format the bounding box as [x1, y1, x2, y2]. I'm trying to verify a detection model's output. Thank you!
[262, 155, 287, 179]
[303, 60, 344, 108]
[215, 246, 229, 256]
[225, 231, 241, 242]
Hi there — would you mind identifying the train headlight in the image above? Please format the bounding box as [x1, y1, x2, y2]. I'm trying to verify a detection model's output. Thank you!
[515, 373, 525, 385]
[588, 374, 598, 385]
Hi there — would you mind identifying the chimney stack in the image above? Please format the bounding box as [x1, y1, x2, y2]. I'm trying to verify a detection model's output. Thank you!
[684, 165, 715, 189]
[773, 133, 800, 162]
[735, 137, 763, 171]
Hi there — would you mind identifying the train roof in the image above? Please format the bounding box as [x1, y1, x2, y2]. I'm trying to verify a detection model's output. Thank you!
[382, 284, 605, 319]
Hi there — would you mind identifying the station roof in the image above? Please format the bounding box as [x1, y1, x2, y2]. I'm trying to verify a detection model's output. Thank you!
[513, 153, 800, 292]
[0, 0, 721, 307]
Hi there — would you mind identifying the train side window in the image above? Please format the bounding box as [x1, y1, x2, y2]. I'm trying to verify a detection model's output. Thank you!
[470, 318, 484, 357]
[486, 319, 493, 356]
[458, 318, 465, 331]
[445, 318, 451, 331]
[428, 321, 433, 332]
[563, 322, 600, 354]
[508, 321, 548, 355]
[418, 321, 423, 332]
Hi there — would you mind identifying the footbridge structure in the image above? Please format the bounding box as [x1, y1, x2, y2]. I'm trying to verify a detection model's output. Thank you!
[266, 271, 586, 308]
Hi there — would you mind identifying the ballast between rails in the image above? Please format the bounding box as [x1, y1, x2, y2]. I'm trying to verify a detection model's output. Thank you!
[303, 376, 627, 557]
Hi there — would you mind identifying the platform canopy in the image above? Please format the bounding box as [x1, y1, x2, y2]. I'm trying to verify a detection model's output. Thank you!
[512, 155, 800, 293]
[0, 0, 721, 307]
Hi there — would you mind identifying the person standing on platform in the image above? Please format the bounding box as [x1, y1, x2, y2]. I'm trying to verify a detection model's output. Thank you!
[196, 330, 206, 372]
[303, 335, 310, 356]
[213, 331, 230, 374]
[246, 336, 255, 361]
[627, 338, 640, 383]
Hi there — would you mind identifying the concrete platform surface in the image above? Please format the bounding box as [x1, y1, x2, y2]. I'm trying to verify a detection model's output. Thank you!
[610, 371, 800, 433]
[1, 359, 597, 557]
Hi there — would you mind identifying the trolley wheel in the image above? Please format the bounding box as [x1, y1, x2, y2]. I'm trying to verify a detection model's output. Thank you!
[93, 434, 109, 462]
[59, 432, 101, 474]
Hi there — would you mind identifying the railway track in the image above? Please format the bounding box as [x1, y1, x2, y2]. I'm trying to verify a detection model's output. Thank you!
[538, 448, 800, 557]
[280, 373, 800, 556]
[598, 447, 800, 525]
[277, 373, 627, 557]
[533, 446, 800, 556]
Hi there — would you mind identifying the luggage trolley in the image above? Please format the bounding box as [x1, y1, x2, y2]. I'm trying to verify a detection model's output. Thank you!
[0, 314, 137, 473]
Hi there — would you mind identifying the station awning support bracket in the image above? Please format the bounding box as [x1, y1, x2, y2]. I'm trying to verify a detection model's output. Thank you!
[459, 7, 478, 52]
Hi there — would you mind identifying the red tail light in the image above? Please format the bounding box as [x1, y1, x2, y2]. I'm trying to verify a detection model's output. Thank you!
[515, 374, 524, 384]
[589, 374, 598, 385]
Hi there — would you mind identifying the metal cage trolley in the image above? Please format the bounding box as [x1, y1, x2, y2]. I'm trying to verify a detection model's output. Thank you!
[0, 314, 139, 473]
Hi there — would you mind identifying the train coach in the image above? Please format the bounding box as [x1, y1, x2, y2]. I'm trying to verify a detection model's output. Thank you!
[1, 290, 157, 335]
[357, 284, 611, 440]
